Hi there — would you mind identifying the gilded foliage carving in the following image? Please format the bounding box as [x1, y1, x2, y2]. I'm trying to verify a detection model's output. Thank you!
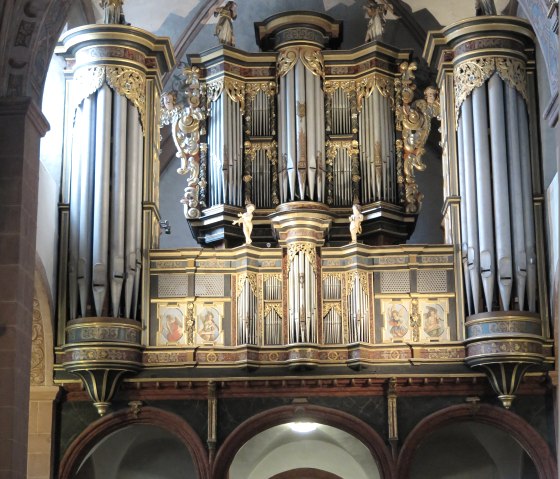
[287, 242, 317, 274]
[277, 46, 324, 78]
[237, 272, 259, 297]
[72, 65, 147, 131]
[454, 56, 528, 125]
[395, 61, 440, 214]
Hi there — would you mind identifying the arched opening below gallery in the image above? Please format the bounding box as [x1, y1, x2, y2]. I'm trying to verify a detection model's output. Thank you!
[407, 421, 539, 479]
[228, 422, 381, 479]
[73, 424, 198, 479]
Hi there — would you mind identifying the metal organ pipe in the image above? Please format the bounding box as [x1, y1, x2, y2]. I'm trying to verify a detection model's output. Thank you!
[517, 94, 537, 312]
[457, 118, 473, 315]
[505, 84, 527, 310]
[488, 74, 513, 310]
[92, 84, 113, 317]
[286, 69, 297, 200]
[305, 68, 317, 199]
[461, 95, 482, 314]
[110, 92, 128, 317]
[132, 122, 143, 319]
[69, 105, 84, 319]
[124, 104, 140, 318]
[472, 85, 495, 311]
[78, 97, 95, 318]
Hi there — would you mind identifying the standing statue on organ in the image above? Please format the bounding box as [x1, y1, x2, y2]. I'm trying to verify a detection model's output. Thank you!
[349, 204, 364, 243]
[364, 0, 391, 42]
[214, 1, 238, 47]
[99, 0, 126, 24]
[233, 203, 255, 244]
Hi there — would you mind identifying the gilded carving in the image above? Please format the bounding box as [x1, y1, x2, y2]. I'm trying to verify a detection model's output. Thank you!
[106, 66, 146, 127]
[236, 272, 259, 298]
[395, 62, 440, 214]
[277, 46, 324, 79]
[454, 57, 527, 125]
[224, 77, 246, 111]
[356, 73, 394, 111]
[287, 242, 317, 274]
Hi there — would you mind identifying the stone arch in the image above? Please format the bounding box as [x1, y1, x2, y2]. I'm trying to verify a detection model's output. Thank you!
[59, 406, 211, 479]
[212, 403, 395, 479]
[396, 403, 557, 479]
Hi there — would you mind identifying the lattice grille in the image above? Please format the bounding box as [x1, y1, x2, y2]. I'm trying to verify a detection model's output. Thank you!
[417, 269, 448, 293]
[195, 274, 225, 297]
[380, 270, 410, 293]
[157, 274, 189, 298]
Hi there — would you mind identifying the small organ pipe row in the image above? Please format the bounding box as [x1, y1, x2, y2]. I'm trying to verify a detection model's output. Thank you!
[287, 249, 317, 343]
[323, 307, 342, 344]
[347, 274, 370, 343]
[457, 75, 537, 313]
[237, 276, 258, 344]
[208, 93, 243, 207]
[264, 307, 282, 345]
[278, 56, 325, 202]
[358, 90, 396, 203]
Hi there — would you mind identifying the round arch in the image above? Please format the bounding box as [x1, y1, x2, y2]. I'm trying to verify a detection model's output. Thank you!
[59, 406, 210, 479]
[212, 403, 395, 479]
[396, 403, 557, 479]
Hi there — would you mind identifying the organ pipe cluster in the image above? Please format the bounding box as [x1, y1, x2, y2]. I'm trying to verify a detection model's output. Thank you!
[425, 16, 548, 408]
[166, 11, 439, 246]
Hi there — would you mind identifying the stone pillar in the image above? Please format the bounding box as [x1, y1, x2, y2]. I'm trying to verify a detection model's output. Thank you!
[27, 386, 59, 479]
[0, 98, 49, 479]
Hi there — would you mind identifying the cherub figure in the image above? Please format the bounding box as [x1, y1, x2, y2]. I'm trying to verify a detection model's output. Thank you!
[349, 204, 364, 243]
[364, 0, 391, 42]
[214, 1, 238, 47]
[233, 203, 255, 244]
[99, 0, 125, 24]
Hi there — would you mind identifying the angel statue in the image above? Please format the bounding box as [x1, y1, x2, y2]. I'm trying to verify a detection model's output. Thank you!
[475, 0, 497, 15]
[214, 1, 238, 47]
[99, 0, 126, 25]
[233, 203, 255, 244]
[349, 204, 364, 243]
[364, 0, 391, 42]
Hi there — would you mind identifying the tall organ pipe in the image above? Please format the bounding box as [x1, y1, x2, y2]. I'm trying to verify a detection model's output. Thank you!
[124, 105, 140, 318]
[69, 105, 84, 319]
[78, 97, 95, 318]
[517, 94, 537, 312]
[461, 95, 481, 314]
[110, 93, 128, 317]
[488, 74, 513, 310]
[316, 74, 325, 202]
[131, 120, 143, 320]
[505, 84, 527, 310]
[286, 71, 297, 200]
[92, 84, 112, 317]
[472, 85, 495, 311]
[295, 61, 307, 198]
[305, 68, 317, 199]
[457, 118, 473, 315]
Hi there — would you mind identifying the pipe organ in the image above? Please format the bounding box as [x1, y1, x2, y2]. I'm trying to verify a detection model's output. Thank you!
[54, 11, 552, 415]
[56, 24, 174, 415]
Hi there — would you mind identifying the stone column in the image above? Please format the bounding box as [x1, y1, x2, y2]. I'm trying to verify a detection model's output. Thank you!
[0, 97, 49, 479]
[27, 386, 60, 479]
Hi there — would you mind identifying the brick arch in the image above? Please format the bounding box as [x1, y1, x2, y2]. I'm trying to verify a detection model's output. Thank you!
[396, 403, 557, 479]
[59, 407, 211, 479]
[212, 403, 395, 479]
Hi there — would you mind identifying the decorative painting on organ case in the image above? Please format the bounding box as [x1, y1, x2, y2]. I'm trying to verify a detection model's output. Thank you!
[157, 304, 188, 346]
[419, 300, 449, 341]
[382, 300, 411, 342]
[196, 303, 224, 345]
